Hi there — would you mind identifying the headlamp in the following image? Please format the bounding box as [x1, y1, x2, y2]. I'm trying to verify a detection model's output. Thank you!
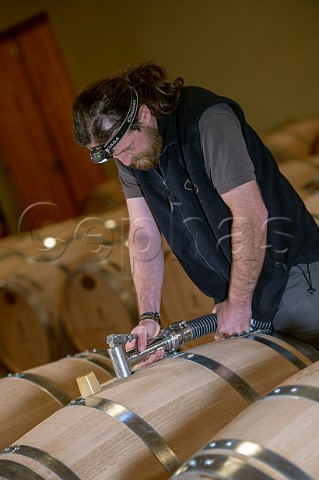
[88, 87, 138, 164]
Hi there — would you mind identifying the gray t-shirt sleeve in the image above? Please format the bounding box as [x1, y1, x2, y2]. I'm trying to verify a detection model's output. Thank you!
[115, 159, 144, 199]
[199, 104, 256, 195]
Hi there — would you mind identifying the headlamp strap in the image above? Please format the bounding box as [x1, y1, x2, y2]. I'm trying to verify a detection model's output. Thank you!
[105, 86, 139, 153]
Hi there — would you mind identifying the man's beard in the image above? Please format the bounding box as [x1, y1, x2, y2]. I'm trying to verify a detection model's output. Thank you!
[130, 127, 162, 171]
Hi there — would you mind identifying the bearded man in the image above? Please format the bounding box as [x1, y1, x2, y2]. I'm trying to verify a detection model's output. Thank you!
[73, 61, 319, 361]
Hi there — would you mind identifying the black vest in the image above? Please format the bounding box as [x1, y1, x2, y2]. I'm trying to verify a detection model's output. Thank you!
[125, 87, 319, 322]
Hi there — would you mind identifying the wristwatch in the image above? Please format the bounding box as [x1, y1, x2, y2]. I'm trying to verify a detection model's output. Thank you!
[139, 311, 161, 325]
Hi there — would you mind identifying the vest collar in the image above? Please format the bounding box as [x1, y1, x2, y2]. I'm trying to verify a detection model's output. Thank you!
[157, 114, 178, 155]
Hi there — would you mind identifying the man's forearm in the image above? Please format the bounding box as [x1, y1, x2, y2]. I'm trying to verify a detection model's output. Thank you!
[128, 224, 164, 315]
[220, 181, 268, 311]
[228, 215, 267, 307]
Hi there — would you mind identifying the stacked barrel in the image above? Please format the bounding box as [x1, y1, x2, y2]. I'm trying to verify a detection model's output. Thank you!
[0, 180, 215, 472]
[0, 206, 136, 373]
[0, 350, 114, 451]
[0, 332, 318, 479]
[262, 116, 319, 223]
[0, 205, 214, 374]
[171, 359, 319, 480]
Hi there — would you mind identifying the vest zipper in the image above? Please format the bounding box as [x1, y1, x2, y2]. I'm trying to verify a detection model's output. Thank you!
[154, 165, 177, 212]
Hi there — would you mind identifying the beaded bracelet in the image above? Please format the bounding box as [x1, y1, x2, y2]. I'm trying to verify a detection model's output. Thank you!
[139, 311, 161, 325]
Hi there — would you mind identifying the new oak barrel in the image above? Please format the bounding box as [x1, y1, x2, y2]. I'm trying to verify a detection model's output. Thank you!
[61, 242, 137, 351]
[262, 117, 319, 163]
[0, 206, 132, 369]
[0, 255, 67, 372]
[81, 179, 127, 214]
[0, 350, 114, 451]
[278, 155, 319, 200]
[161, 250, 215, 340]
[17, 206, 130, 254]
[0, 243, 96, 371]
[171, 359, 319, 480]
[62, 242, 216, 352]
[0, 333, 317, 480]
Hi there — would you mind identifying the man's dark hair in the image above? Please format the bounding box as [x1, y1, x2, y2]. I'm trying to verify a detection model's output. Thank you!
[73, 61, 184, 146]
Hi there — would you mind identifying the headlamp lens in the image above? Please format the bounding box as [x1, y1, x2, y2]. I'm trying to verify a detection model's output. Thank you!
[89, 145, 113, 164]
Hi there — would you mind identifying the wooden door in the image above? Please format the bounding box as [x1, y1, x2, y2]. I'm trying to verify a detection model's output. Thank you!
[0, 13, 106, 232]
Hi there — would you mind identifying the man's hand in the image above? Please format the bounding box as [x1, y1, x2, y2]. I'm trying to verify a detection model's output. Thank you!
[125, 319, 164, 366]
[213, 299, 251, 341]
